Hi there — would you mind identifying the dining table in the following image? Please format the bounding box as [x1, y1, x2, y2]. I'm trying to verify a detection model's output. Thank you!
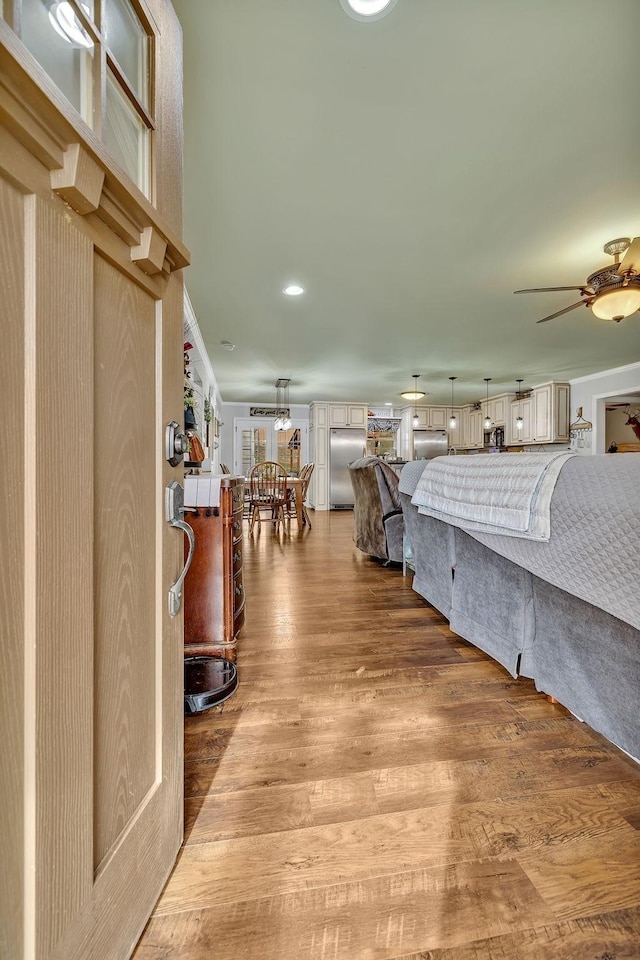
[242, 474, 307, 526]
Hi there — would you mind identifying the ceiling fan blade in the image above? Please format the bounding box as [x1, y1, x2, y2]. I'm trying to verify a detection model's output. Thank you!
[514, 286, 588, 294]
[536, 300, 586, 324]
[618, 237, 640, 277]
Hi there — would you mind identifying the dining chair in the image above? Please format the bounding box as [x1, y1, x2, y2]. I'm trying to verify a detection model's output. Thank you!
[220, 463, 231, 474]
[298, 462, 314, 528]
[248, 461, 288, 532]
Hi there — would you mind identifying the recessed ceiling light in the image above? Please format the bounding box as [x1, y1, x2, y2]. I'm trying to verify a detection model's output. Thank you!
[283, 284, 305, 296]
[339, 0, 398, 22]
[385, 402, 393, 406]
[221, 340, 235, 351]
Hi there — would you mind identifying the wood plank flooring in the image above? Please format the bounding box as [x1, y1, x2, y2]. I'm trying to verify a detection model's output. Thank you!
[134, 511, 640, 959]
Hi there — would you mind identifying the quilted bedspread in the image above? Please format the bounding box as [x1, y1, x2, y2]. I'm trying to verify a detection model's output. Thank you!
[410, 451, 574, 540]
[400, 455, 640, 633]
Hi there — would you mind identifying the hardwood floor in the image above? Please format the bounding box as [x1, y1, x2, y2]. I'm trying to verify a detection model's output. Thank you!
[134, 512, 640, 959]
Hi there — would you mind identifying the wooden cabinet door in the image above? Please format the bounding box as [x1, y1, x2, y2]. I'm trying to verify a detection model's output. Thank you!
[348, 404, 367, 427]
[492, 396, 507, 425]
[0, 7, 189, 960]
[468, 409, 483, 447]
[533, 385, 552, 442]
[447, 409, 463, 447]
[511, 400, 524, 443]
[427, 406, 446, 429]
[554, 384, 570, 440]
[521, 397, 534, 443]
[329, 404, 348, 427]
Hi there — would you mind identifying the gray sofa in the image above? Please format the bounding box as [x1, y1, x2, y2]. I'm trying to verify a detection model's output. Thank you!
[399, 456, 640, 759]
[349, 457, 404, 563]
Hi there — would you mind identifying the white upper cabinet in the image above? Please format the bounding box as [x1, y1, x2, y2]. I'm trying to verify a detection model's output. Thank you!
[329, 404, 367, 428]
[509, 383, 569, 445]
[447, 409, 463, 448]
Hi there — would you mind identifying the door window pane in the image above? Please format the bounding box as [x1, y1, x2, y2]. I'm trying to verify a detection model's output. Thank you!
[21, 0, 94, 124]
[276, 428, 301, 475]
[240, 427, 267, 477]
[104, 0, 148, 107]
[105, 70, 149, 192]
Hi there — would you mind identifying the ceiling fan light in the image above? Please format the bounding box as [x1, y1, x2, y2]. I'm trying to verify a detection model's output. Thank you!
[49, 1, 93, 48]
[401, 390, 425, 400]
[591, 286, 640, 322]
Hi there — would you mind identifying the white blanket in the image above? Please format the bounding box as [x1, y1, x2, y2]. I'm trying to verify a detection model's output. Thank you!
[410, 452, 575, 540]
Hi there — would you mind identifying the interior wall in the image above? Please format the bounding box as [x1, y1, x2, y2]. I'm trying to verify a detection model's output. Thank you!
[569, 361, 640, 455]
[183, 290, 223, 468]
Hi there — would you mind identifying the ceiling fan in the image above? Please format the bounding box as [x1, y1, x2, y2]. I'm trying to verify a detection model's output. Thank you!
[514, 237, 640, 324]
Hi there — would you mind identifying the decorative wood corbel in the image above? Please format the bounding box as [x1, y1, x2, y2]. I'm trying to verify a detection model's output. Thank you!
[51, 142, 105, 214]
[131, 225, 168, 275]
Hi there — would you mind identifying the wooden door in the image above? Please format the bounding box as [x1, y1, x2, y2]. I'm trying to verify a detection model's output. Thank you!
[0, 4, 189, 959]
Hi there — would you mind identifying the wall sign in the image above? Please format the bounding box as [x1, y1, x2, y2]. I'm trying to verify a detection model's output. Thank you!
[250, 407, 290, 418]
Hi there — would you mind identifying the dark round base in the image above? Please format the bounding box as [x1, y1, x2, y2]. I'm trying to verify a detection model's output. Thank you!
[184, 656, 238, 714]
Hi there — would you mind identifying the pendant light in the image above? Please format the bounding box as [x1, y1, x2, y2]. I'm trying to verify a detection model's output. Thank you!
[448, 377, 457, 429]
[515, 379, 524, 431]
[282, 379, 292, 430]
[273, 378, 292, 432]
[412, 375, 421, 428]
[401, 373, 425, 402]
[483, 378, 492, 430]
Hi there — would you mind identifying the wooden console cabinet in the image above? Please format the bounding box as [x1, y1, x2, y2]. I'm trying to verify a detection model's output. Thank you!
[183, 476, 245, 661]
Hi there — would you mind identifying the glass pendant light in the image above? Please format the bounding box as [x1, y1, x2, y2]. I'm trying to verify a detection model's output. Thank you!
[273, 380, 283, 431]
[483, 378, 492, 430]
[273, 378, 292, 431]
[448, 377, 457, 429]
[515, 379, 524, 431]
[281, 379, 292, 430]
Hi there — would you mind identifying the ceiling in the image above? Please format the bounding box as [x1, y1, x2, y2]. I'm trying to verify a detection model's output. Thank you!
[172, 0, 640, 407]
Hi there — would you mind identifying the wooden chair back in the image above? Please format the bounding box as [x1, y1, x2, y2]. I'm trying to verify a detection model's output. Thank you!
[248, 461, 289, 532]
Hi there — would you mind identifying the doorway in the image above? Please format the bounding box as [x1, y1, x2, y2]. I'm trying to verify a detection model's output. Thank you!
[234, 418, 308, 475]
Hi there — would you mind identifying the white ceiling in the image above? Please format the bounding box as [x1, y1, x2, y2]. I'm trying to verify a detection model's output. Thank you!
[172, 0, 640, 407]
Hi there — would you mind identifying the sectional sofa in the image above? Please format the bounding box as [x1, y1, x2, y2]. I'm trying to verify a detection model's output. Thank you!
[399, 455, 640, 760]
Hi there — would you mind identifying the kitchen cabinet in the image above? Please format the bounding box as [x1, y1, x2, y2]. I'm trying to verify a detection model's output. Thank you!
[404, 405, 448, 429]
[487, 394, 512, 426]
[329, 403, 367, 427]
[509, 382, 569, 445]
[426, 406, 448, 429]
[184, 476, 245, 662]
[447, 408, 463, 448]
[511, 395, 534, 444]
[533, 382, 570, 443]
[466, 408, 484, 448]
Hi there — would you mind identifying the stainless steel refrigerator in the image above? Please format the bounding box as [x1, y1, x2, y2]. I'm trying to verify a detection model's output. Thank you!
[330, 428, 365, 508]
[413, 429, 448, 460]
